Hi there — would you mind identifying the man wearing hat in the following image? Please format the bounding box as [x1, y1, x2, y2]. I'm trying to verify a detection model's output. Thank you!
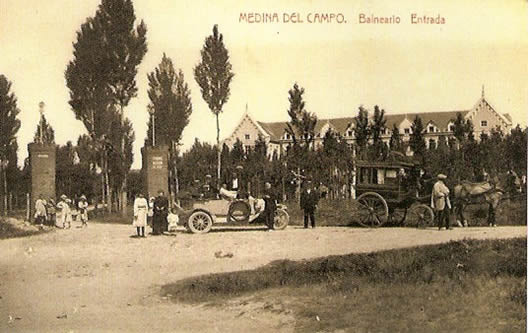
[78, 195, 89, 228]
[300, 178, 319, 229]
[431, 174, 451, 230]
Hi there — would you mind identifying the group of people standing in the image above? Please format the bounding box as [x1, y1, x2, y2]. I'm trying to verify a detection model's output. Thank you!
[133, 190, 178, 237]
[34, 194, 89, 228]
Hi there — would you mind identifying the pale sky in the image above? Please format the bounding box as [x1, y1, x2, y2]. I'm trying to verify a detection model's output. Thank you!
[1, 0, 527, 168]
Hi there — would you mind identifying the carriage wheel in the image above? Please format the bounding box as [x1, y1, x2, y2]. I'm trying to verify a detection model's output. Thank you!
[388, 208, 407, 226]
[187, 210, 213, 234]
[407, 204, 434, 228]
[273, 209, 289, 230]
[356, 192, 389, 227]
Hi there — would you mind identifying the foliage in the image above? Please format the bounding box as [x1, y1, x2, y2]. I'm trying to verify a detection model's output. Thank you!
[285, 83, 317, 147]
[0, 75, 21, 196]
[33, 114, 55, 144]
[409, 115, 426, 159]
[194, 24, 234, 180]
[389, 123, 403, 152]
[145, 53, 192, 147]
[354, 106, 370, 158]
[65, 0, 147, 209]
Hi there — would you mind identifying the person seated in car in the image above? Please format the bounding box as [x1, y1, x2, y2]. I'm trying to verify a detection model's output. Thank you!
[191, 179, 203, 199]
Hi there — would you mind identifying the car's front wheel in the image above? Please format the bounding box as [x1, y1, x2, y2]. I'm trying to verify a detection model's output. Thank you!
[187, 210, 213, 234]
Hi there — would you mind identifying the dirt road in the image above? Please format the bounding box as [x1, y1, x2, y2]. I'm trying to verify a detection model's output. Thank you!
[0, 223, 525, 332]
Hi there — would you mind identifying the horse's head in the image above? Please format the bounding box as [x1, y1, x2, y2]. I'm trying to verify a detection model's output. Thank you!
[496, 171, 521, 194]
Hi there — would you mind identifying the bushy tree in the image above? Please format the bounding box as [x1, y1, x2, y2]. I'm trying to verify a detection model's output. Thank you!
[145, 54, 192, 147]
[389, 123, 403, 152]
[369, 105, 387, 160]
[33, 114, 55, 144]
[354, 106, 370, 158]
[285, 83, 317, 147]
[409, 115, 426, 159]
[0, 75, 21, 204]
[65, 0, 147, 213]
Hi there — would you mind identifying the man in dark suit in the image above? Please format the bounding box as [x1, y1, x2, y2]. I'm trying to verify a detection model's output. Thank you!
[153, 190, 169, 235]
[300, 179, 319, 229]
[263, 182, 277, 230]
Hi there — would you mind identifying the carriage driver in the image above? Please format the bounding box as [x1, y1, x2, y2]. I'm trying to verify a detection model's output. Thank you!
[431, 173, 452, 230]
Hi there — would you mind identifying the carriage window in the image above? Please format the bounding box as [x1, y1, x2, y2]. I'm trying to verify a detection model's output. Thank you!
[359, 168, 369, 184]
[377, 169, 385, 184]
[385, 169, 398, 178]
[372, 168, 378, 184]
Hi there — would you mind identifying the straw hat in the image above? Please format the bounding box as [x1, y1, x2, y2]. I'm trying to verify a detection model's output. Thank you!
[437, 174, 447, 180]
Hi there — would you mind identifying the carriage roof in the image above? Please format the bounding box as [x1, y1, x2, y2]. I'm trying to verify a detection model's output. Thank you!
[356, 159, 418, 169]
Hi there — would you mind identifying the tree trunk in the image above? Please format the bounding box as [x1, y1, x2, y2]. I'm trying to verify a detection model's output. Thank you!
[216, 113, 221, 181]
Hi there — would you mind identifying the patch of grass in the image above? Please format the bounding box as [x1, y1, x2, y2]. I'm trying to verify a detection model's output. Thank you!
[286, 198, 363, 227]
[162, 237, 526, 332]
[0, 218, 49, 239]
[162, 238, 526, 304]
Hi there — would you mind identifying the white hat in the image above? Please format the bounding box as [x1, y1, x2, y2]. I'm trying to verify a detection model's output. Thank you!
[437, 174, 447, 180]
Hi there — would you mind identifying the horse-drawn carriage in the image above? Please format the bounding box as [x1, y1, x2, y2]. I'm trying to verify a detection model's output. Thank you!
[354, 159, 435, 228]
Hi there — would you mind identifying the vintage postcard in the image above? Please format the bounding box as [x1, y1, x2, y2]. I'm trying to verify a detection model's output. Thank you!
[0, 0, 526, 332]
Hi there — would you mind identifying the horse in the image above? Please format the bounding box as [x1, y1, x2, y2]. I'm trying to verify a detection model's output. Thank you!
[453, 171, 521, 227]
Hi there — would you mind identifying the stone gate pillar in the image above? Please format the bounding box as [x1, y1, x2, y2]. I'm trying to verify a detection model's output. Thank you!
[28, 143, 56, 221]
[141, 145, 169, 199]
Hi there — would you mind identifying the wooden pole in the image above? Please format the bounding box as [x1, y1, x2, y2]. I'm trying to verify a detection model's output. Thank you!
[26, 193, 30, 221]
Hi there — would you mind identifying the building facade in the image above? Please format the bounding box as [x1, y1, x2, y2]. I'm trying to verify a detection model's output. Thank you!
[223, 90, 513, 157]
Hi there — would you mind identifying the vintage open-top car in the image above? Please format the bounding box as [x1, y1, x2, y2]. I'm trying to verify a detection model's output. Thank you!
[178, 195, 289, 234]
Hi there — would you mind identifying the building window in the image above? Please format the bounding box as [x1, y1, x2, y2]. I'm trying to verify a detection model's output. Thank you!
[244, 134, 250, 140]
[481, 120, 488, 127]
[347, 130, 353, 137]
[428, 126, 435, 133]
[429, 139, 436, 150]
[404, 128, 410, 134]
[449, 125, 455, 132]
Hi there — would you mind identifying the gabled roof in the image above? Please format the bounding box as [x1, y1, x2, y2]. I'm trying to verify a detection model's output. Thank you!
[256, 121, 289, 141]
[386, 110, 470, 129]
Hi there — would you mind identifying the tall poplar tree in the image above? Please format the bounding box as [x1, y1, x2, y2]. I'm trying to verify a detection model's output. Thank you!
[194, 24, 234, 180]
[66, 0, 147, 213]
[0, 75, 21, 207]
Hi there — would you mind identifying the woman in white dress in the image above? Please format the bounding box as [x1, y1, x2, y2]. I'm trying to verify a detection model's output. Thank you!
[133, 193, 148, 237]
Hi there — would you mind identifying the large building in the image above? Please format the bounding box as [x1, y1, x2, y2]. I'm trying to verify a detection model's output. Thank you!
[223, 89, 513, 157]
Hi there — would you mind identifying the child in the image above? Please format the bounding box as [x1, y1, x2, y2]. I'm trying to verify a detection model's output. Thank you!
[78, 195, 89, 228]
[64, 198, 73, 229]
[167, 208, 179, 232]
[56, 195, 70, 229]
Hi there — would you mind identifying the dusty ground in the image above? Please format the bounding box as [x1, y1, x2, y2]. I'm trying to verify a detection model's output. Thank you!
[0, 222, 525, 332]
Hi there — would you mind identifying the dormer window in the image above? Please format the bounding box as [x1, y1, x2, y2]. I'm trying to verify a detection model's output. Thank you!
[244, 134, 250, 140]
[449, 125, 455, 132]
[347, 130, 353, 137]
[404, 128, 410, 134]
[428, 126, 435, 133]
[481, 120, 488, 127]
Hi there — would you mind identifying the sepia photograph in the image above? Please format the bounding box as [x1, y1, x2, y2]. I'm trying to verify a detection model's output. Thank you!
[0, 0, 527, 331]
